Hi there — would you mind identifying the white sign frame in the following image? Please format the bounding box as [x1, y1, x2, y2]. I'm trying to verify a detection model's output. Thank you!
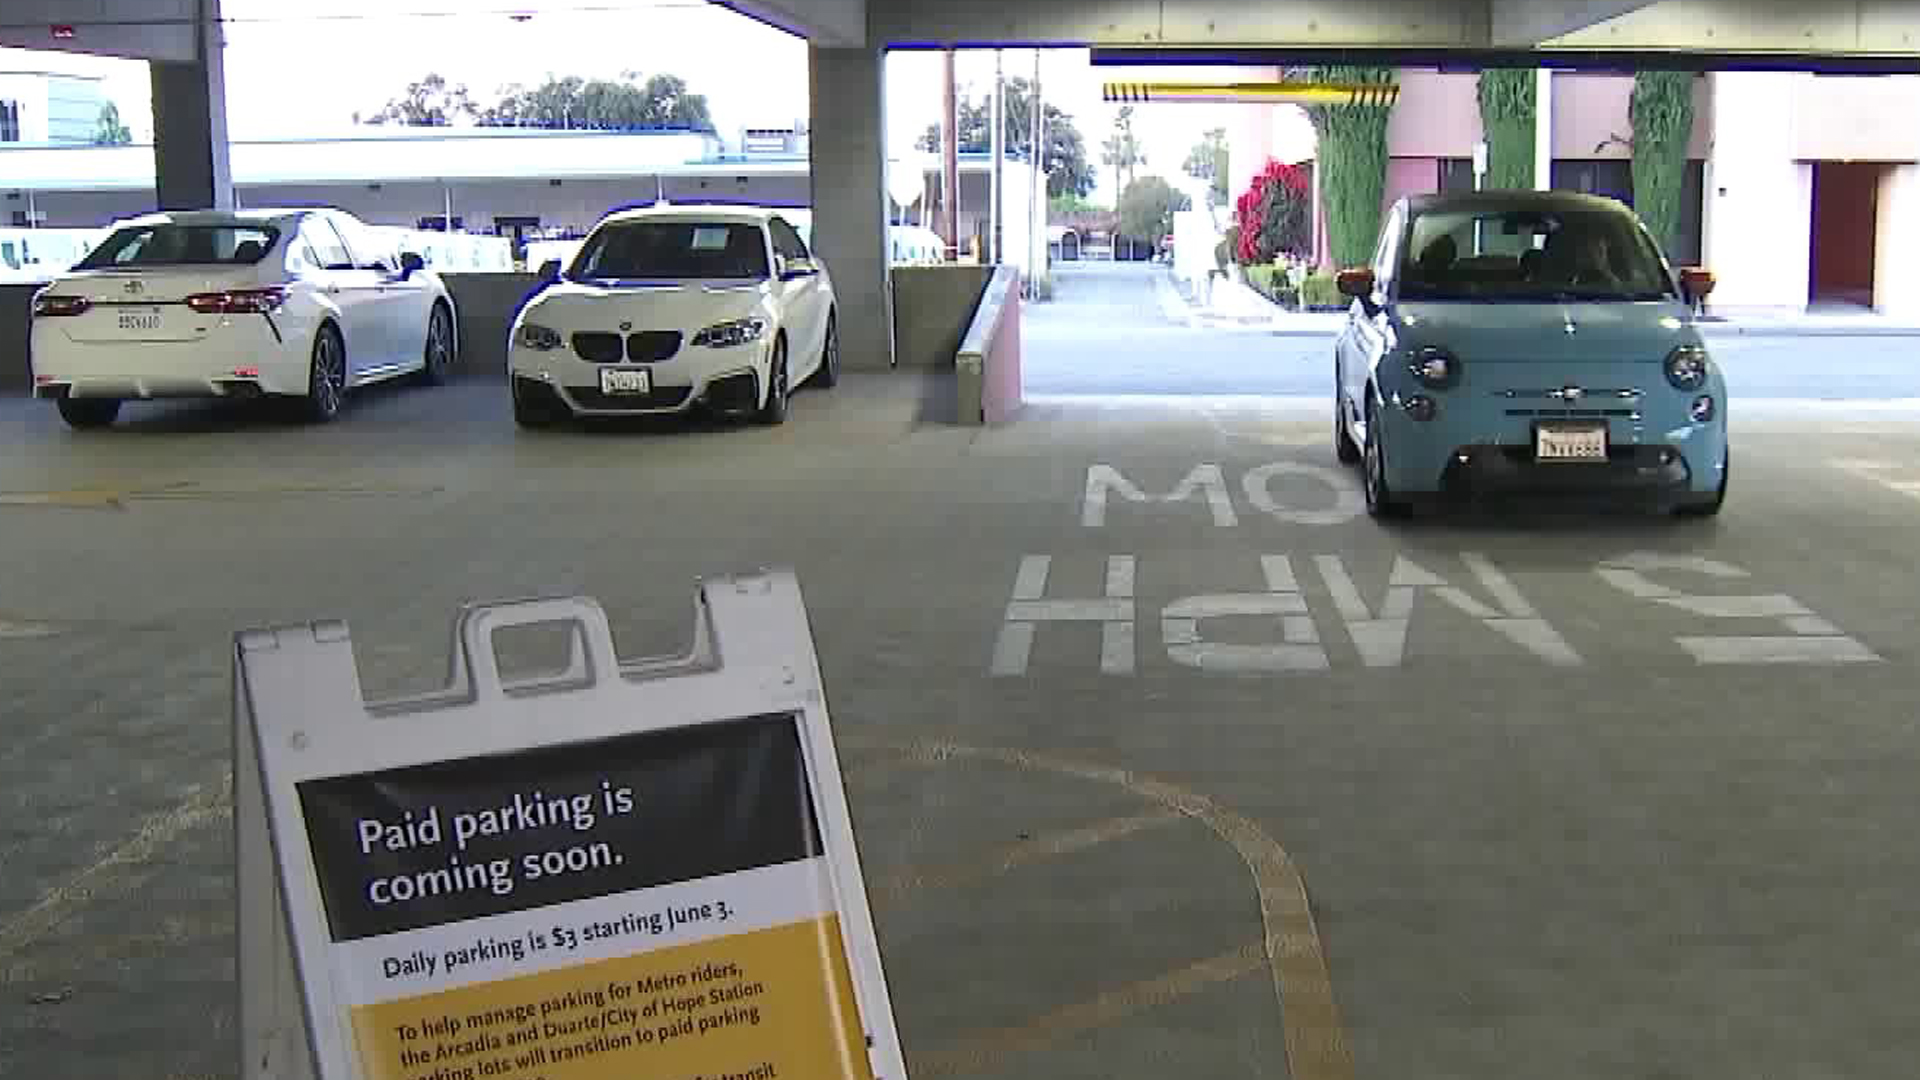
[235, 571, 909, 1080]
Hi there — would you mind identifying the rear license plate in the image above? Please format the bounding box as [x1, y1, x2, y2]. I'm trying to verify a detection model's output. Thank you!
[599, 368, 651, 395]
[1535, 422, 1608, 462]
[117, 308, 163, 332]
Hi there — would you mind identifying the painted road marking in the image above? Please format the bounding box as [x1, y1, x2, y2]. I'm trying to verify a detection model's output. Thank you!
[878, 742, 1352, 1080]
[0, 771, 233, 966]
[1163, 555, 1329, 672]
[993, 554, 1137, 676]
[0, 618, 60, 639]
[875, 810, 1185, 903]
[1595, 551, 1880, 665]
[1083, 461, 1363, 528]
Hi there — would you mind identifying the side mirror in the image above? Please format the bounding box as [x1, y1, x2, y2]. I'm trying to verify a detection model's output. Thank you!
[1680, 267, 1715, 301]
[779, 256, 816, 281]
[538, 258, 562, 283]
[399, 251, 425, 277]
[1335, 267, 1376, 300]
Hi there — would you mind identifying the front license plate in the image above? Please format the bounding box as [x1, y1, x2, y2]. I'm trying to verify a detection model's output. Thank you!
[1535, 423, 1608, 462]
[599, 368, 651, 395]
[117, 308, 163, 332]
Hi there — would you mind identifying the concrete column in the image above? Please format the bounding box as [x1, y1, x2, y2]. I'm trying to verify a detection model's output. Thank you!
[149, 0, 233, 211]
[809, 45, 893, 369]
[1533, 68, 1553, 190]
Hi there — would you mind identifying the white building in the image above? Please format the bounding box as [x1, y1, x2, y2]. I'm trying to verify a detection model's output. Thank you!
[0, 69, 111, 147]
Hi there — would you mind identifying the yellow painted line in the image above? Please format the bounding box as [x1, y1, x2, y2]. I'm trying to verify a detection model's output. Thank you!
[0, 618, 61, 639]
[0, 488, 126, 509]
[1103, 81, 1399, 106]
[913, 939, 1269, 1078]
[0, 481, 439, 509]
[0, 772, 233, 965]
[875, 809, 1183, 903]
[885, 742, 1354, 1080]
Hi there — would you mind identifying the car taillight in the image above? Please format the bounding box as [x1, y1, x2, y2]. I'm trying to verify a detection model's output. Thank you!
[186, 287, 288, 314]
[32, 295, 90, 317]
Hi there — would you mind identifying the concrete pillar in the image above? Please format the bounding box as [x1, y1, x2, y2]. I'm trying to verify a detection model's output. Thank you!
[149, 0, 233, 211]
[1533, 68, 1553, 191]
[809, 45, 893, 369]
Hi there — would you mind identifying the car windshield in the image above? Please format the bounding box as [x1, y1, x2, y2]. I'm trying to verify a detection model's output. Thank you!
[1397, 207, 1677, 302]
[73, 224, 279, 270]
[568, 221, 769, 281]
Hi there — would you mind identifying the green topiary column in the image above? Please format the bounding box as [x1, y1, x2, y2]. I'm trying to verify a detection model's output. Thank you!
[1629, 71, 1696, 256]
[1476, 69, 1536, 190]
[1307, 66, 1397, 269]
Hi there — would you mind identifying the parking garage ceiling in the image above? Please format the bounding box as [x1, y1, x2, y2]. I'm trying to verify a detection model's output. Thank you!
[3, 0, 1919, 65]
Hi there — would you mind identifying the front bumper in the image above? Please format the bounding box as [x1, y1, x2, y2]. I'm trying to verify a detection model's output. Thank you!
[1436, 443, 1695, 503]
[507, 339, 768, 417]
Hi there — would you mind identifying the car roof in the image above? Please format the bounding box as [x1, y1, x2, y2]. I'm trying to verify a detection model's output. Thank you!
[593, 203, 780, 228]
[110, 208, 310, 229]
[1404, 190, 1633, 217]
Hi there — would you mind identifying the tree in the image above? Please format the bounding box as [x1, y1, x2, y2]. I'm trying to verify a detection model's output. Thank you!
[361, 71, 712, 131]
[1629, 72, 1696, 255]
[1183, 127, 1230, 207]
[1102, 106, 1146, 198]
[915, 77, 1096, 199]
[1234, 158, 1311, 265]
[92, 102, 132, 146]
[1117, 175, 1190, 249]
[1305, 65, 1397, 269]
[1476, 69, 1536, 189]
[359, 73, 477, 126]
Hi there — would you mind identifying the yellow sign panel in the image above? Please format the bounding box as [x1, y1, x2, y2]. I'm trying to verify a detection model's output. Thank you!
[1101, 82, 1401, 106]
[349, 915, 872, 1080]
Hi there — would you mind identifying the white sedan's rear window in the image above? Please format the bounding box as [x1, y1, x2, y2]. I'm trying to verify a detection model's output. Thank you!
[75, 224, 279, 269]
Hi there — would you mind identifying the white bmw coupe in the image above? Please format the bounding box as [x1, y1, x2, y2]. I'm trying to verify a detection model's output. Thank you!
[508, 204, 839, 427]
[30, 208, 458, 428]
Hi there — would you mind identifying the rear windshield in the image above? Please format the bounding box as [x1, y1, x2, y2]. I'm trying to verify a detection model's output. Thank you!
[1398, 207, 1677, 303]
[74, 224, 280, 270]
[569, 221, 768, 281]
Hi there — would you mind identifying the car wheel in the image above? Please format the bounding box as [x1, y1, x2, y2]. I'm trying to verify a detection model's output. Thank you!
[1334, 384, 1361, 465]
[1363, 399, 1409, 520]
[57, 397, 120, 430]
[305, 324, 347, 423]
[417, 302, 454, 386]
[757, 338, 790, 425]
[811, 311, 840, 389]
[1674, 450, 1729, 518]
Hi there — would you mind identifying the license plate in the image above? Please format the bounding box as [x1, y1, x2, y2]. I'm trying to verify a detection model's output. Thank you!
[1535, 423, 1608, 462]
[599, 368, 651, 395]
[117, 309, 163, 332]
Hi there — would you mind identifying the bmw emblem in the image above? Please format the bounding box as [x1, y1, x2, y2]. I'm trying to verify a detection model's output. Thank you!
[619, 321, 633, 332]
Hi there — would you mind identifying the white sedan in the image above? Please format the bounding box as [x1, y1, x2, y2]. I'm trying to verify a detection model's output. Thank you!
[30, 208, 458, 428]
[508, 204, 838, 427]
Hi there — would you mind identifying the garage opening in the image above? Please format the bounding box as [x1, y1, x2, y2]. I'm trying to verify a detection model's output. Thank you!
[1809, 160, 1887, 310]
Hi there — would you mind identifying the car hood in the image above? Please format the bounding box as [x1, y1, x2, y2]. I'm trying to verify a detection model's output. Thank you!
[1394, 299, 1701, 364]
[522, 278, 770, 331]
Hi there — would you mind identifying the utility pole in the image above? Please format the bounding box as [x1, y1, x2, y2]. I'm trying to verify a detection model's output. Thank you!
[942, 49, 959, 260]
[1030, 48, 1044, 296]
[990, 49, 1004, 265]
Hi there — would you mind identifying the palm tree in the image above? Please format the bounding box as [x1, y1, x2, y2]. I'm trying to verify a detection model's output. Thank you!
[1102, 106, 1145, 199]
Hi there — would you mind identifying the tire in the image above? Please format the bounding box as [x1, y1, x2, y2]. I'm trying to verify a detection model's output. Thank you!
[1674, 450, 1729, 518]
[57, 397, 120, 429]
[416, 302, 455, 386]
[757, 338, 790, 425]
[810, 311, 840, 389]
[1362, 399, 1410, 520]
[305, 324, 347, 423]
[1334, 386, 1361, 465]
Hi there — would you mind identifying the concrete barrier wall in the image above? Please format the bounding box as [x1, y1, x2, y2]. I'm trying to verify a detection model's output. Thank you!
[444, 273, 544, 377]
[1, 286, 31, 393]
[955, 265, 1023, 425]
[891, 264, 992, 369]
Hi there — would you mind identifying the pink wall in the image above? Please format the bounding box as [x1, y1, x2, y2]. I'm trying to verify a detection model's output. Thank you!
[1386, 70, 1483, 158]
[983, 271, 1022, 423]
[1551, 73, 1712, 160]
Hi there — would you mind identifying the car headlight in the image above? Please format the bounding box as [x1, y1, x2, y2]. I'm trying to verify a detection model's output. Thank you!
[691, 318, 767, 348]
[1665, 345, 1710, 391]
[518, 323, 562, 350]
[1407, 347, 1460, 389]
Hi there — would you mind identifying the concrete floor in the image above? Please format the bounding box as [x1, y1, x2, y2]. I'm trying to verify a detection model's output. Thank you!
[3, 270, 1920, 1080]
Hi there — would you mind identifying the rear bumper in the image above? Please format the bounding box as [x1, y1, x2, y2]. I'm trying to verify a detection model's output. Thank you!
[30, 324, 308, 399]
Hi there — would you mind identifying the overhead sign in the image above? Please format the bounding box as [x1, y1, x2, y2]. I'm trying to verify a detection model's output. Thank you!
[1101, 81, 1401, 106]
[235, 579, 908, 1080]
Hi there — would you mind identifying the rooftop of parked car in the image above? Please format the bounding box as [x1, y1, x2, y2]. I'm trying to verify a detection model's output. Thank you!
[594, 202, 786, 227]
[1406, 189, 1634, 215]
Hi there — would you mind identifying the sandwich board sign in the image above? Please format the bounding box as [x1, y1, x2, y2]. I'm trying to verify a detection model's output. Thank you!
[234, 571, 909, 1080]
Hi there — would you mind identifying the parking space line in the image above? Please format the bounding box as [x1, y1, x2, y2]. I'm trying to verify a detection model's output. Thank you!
[874, 810, 1185, 903]
[913, 939, 1268, 1078]
[0, 771, 232, 968]
[879, 741, 1354, 1080]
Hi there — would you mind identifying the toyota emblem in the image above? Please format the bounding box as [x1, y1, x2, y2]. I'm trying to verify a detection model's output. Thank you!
[123, 280, 143, 294]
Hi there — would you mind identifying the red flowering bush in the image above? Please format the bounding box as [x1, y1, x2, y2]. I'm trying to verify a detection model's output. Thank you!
[1234, 158, 1311, 266]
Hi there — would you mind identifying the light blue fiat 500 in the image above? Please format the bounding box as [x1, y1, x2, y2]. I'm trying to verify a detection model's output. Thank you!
[1333, 191, 1728, 519]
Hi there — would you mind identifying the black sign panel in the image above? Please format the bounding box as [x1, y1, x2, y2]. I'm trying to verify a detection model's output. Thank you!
[296, 713, 823, 942]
